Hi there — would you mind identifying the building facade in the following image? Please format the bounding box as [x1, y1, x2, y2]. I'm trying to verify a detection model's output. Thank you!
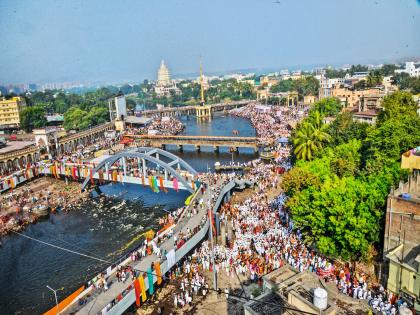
[395, 62, 420, 78]
[0, 96, 26, 128]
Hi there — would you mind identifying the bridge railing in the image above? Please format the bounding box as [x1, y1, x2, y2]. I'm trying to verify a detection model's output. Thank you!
[125, 134, 258, 141]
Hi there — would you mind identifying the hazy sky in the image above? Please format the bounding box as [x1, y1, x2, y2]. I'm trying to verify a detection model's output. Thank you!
[0, 0, 419, 84]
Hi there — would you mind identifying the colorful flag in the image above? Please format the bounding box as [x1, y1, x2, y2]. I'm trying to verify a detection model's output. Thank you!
[147, 267, 154, 295]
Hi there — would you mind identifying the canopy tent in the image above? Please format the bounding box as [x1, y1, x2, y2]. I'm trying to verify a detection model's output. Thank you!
[277, 137, 289, 144]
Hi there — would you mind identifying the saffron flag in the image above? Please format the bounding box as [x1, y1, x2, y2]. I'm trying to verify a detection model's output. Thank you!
[148, 175, 154, 191]
[159, 176, 168, 193]
[133, 278, 141, 307]
[155, 262, 162, 285]
[138, 275, 147, 302]
[141, 175, 145, 186]
[90, 169, 94, 184]
[147, 267, 154, 295]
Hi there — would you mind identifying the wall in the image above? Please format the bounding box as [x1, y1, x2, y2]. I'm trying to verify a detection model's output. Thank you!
[384, 174, 420, 255]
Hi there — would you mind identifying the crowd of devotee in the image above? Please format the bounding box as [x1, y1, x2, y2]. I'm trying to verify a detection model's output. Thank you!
[230, 103, 306, 146]
[126, 116, 184, 136]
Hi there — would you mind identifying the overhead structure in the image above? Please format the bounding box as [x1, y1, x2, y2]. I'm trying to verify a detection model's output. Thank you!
[81, 147, 198, 192]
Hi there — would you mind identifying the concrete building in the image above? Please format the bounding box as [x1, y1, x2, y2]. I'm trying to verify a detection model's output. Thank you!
[395, 62, 420, 78]
[352, 110, 379, 124]
[384, 172, 420, 256]
[318, 77, 345, 99]
[244, 265, 370, 315]
[304, 95, 317, 104]
[329, 86, 384, 110]
[0, 96, 27, 129]
[383, 170, 420, 311]
[385, 244, 420, 311]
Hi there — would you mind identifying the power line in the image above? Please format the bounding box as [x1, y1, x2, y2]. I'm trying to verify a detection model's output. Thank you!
[11, 230, 111, 264]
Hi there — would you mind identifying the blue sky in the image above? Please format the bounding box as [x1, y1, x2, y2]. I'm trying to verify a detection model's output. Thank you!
[0, 0, 419, 84]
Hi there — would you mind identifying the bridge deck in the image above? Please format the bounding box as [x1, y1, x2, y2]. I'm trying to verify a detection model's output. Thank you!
[65, 179, 220, 315]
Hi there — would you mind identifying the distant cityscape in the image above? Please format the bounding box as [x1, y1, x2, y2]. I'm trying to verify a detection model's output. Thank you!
[2, 57, 419, 95]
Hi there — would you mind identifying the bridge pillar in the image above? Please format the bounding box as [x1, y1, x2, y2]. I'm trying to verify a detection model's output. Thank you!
[142, 158, 146, 179]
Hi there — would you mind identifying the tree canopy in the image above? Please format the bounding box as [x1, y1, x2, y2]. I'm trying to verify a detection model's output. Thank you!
[284, 91, 419, 261]
[19, 106, 47, 131]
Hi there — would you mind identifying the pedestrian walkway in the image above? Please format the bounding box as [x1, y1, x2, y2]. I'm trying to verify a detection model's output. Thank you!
[64, 178, 223, 315]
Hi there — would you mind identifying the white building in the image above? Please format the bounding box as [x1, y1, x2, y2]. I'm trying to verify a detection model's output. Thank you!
[318, 77, 345, 98]
[108, 93, 127, 121]
[154, 60, 180, 97]
[395, 61, 420, 77]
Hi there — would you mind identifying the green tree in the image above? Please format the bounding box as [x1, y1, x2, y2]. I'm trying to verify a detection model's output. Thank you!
[19, 106, 47, 131]
[327, 112, 369, 147]
[312, 97, 342, 116]
[64, 107, 90, 130]
[293, 114, 331, 161]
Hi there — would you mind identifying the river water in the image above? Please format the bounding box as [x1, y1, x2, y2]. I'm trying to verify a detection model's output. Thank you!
[0, 114, 256, 315]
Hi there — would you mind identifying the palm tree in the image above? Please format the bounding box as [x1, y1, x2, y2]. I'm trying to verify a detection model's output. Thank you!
[293, 116, 331, 161]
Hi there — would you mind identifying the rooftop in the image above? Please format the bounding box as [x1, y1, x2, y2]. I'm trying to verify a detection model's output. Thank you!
[387, 244, 420, 273]
[0, 140, 34, 154]
[353, 110, 378, 117]
[125, 116, 153, 125]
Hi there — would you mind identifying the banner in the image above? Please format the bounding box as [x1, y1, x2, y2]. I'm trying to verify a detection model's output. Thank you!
[158, 176, 167, 193]
[148, 175, 154, 191]
[138, 275, 147, 302]
[155, 262, 162, 285]
[173, 177, 179, 192]
[152, 176, 159, 193]
[147, 267, 154, 295]
[133, 278, 141, 307]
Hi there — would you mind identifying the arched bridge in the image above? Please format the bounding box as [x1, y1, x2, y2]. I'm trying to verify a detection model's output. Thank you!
[81, 147, 198, 192]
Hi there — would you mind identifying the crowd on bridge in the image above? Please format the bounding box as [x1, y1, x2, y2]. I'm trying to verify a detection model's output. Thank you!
[125, 116, 184, 137]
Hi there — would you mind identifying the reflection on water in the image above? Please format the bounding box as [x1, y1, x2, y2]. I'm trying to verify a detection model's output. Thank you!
[0, 113, 255, 314]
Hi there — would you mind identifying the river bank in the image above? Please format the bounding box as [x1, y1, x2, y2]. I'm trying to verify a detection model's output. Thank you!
[0, 177, 88, 236]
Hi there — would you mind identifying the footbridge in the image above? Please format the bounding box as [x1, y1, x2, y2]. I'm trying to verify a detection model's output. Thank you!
[58, 175, 254, 315]
[77, 147, 199, 192]
[123, 134, 259, 152]
[140, 100, 252, 117]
